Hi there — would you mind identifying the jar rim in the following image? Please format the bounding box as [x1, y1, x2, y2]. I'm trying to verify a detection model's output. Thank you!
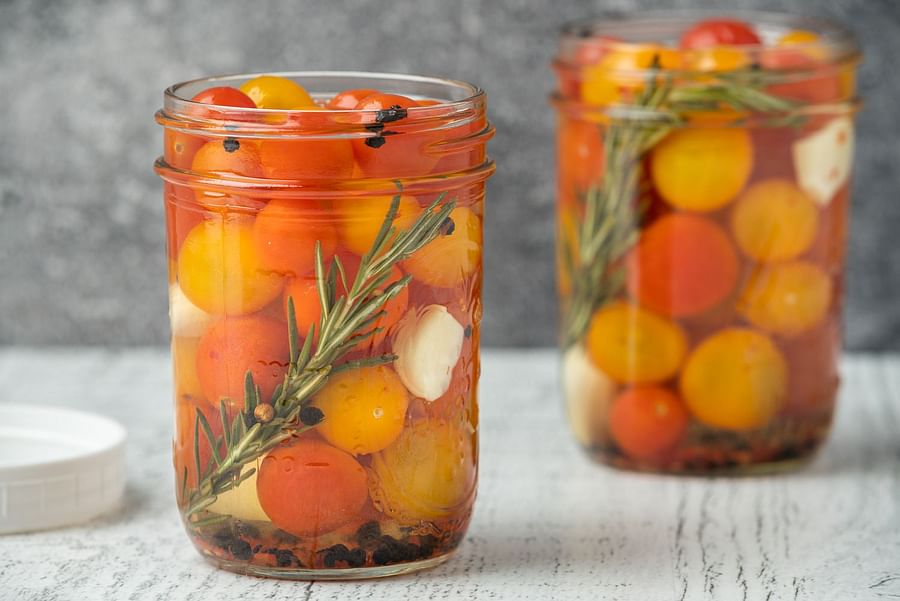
[557, 10, 861, 77]
[162, 70, 485, 126]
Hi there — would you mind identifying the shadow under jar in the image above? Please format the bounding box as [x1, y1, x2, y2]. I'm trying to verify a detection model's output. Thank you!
[553, 13, 860, 474]
[156, 72, 494, 579]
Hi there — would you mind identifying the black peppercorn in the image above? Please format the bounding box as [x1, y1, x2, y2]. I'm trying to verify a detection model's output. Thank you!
[440, 217, 456, 236]
[299, 405, 324, 426]
[223, 137, 240, 153]
[365, 135, 387, 149]
[375, 104, 408, 124]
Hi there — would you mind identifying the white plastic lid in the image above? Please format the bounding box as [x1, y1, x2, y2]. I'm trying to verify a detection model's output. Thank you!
[0, 404, 127, 534]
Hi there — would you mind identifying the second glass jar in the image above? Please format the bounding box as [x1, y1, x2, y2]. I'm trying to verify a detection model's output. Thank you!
[553, 13, 860, 473]
[157, 72, 494, 578]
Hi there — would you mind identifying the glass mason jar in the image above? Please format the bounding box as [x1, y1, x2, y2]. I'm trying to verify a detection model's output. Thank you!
[155, 72, 494, 578]
[553, 13, 860, 473]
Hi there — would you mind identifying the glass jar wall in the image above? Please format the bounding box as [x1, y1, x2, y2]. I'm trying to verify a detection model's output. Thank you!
[156, 72, 494, 578]
[553, 14, 860, 473]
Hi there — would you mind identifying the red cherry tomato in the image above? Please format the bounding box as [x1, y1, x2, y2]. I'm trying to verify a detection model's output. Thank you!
[609, 386, 689, 460]
[680, 19, 761, 48]
[190, 86, 256, 109]
[257, 438, 369, 537]
[351, 93, 439, 177]
[327, 88, 379, 109]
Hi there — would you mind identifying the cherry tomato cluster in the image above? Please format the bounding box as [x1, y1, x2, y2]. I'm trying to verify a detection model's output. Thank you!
[167, 75, 483, 569]
[558, 19, 853, 471]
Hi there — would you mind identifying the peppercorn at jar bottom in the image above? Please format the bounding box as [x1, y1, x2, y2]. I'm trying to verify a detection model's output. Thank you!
[554, 14, 857, 474]
[160, 73, 491, 578]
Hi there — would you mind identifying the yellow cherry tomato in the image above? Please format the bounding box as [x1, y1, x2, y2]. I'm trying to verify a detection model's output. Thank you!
[585, 301, 688, 384]
[777, 30, 828, 61]
[177, 218, 284, 315]
[650, 128, 753, 211]
[336, 195, 421, 256]
[683, 47, 751, 72]
[369, 419, 475, 523]
[582, 45, 681, 106]
[680, 328, 787, 431]
[731, 179, 819, 262]
[239, 75, 316, 109]
[313, 365, 409, 456]
[403, 206, 481, 288]
[739, 261, 832, 337]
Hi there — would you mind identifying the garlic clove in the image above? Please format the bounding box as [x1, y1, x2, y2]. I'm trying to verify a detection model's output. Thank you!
[562, 345, 618, 447]
[792, 116, 854, 206]
[207, 462, 269, 522]
[392, 305, 465, 402]
[169, 283, 213, 339]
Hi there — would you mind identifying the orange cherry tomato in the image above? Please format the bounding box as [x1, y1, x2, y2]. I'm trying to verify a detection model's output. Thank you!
[585, 301, 688, 384]
[731, 179, 819, 262]
[738, 260, 833, 337]
[178, 218, 284, 315]
[195, 315, 290, 409]
[609, 386, 689, 460]
[257, 138, 355, 180]
[164, 87, 255, 170]
[680, 328, 787, 431]
[239, 75, 316, 109]
[351, 93, 439, 177]
[257, 438, 369, 537]
[164, 130, 206, 171]
[191, 138, 264, 178]
[558, 117, 605, 192]
[253, 197, 338, 278]
[403, 206, 481, 288]
[650, 128, 753, 211]
[327, 88, 379, 109]
[627, 214, 740, 318]
[679, 19, 761, 48]
[313, 365, 409, 455]
[190, 138, 266, 210]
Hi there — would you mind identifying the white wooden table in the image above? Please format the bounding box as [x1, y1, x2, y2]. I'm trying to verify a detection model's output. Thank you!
[0, 349, 898, 601]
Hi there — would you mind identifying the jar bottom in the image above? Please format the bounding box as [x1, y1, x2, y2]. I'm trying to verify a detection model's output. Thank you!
[204, 550, 455, 581]
[580, 411, 835, 476]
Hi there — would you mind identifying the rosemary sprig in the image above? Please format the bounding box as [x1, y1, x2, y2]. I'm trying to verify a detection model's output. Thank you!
[183, 192, 456, 519]
[561, 66, 802, 349]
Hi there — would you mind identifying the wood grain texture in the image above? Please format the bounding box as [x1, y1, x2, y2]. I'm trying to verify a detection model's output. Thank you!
[0, 349, 897, 601]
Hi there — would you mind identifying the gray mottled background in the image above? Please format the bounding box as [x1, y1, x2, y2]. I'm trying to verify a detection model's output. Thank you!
[0, 0, 897, 348]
